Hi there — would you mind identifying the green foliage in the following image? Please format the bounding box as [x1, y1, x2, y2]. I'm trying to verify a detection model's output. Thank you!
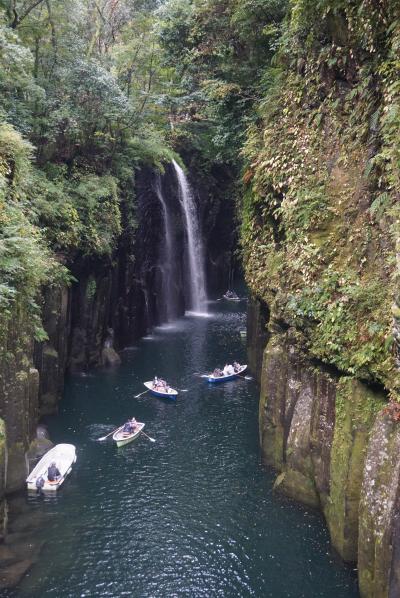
[159, 0, 289, 165]
[241, 0, 400, 391]
[0, 124, 67, 341]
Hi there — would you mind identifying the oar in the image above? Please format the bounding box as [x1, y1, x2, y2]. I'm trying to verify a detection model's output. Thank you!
[176, 388, 189, 392]
[238, 374, 253, 380]
[134, 390, 149, 398]
[97, 425, 122, 442]
[140, 431, 156, 443]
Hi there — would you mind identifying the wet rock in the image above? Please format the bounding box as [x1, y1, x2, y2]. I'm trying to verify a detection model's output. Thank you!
[358, 411, 400, 598]
[0, 544, 15, 562]
[101, 346, 121, 367]
[8, 509, 45, 534]
[259, 333, 287, 470]
[0, 558, 34, 589]
[247, 296, 269, 382]
[279, 370, 319, 508]
[36, 424, 50, 440]
[257, 324, 388, 566]
[26, 437, 54, 473]
[35, 285, 71, 415]
[325, 378, 385, 563]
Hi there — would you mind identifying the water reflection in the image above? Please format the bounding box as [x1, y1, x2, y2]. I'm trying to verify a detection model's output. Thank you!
[13, 303, 358, 598]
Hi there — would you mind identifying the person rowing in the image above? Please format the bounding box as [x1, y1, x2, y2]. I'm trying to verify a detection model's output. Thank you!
[233, 361, 241, 372]
[122, 418, 137, 435]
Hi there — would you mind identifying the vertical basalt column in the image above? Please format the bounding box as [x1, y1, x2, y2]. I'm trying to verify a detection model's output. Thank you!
[358, 411, 400, 598]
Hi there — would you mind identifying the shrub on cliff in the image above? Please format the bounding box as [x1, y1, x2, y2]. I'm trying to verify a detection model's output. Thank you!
[241, 1, 400, 391]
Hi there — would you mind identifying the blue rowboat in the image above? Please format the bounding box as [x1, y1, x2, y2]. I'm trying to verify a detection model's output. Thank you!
[144, 381, 178, 400]
[206, 365, 247, 384]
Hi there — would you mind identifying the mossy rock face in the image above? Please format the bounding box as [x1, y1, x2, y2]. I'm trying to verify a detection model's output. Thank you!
[259, 334, 288, 470]
[325, 378, 386, 563]
[358, 412, 400, 598]
[309, 370, 337, 509]
[281, 368, 320, 507]
[247, 296, 270, 382]
[6, 443, 26, 493]
[0, 419, 6, 502]
[259, 329, 333, 506]
[275, 468, 320, 508]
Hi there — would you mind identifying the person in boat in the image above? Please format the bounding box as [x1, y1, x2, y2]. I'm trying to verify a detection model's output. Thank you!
[156, 378, 167, 391]
[47, 462, 61, 482]
[213, 368, 222, 377]
[153, 376, 158, 389]
[36, 475, 45, 494]
[122, 418, 137, 434]
[233, 361, 241, 372]
[225, 290, 239, 299]
[223, 364, 235, 376]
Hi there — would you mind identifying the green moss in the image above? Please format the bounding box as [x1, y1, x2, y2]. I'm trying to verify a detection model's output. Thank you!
[325, 378, 386, 562]
[241, 5, 400, 392]
[275, 468, 320, 508]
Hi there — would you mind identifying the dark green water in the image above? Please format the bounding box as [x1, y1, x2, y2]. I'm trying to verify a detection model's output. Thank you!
[14, 302, 358, 597]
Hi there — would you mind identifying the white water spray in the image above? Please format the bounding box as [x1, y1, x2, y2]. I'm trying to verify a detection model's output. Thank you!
[172, 160, 207, 313]
[154, 174, 176, 321]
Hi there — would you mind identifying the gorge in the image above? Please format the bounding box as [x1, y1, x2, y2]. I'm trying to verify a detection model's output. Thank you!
[0, 0, 399, 596]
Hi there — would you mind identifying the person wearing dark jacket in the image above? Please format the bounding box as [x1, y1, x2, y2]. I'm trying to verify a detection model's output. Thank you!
[48, 462, 61, 482]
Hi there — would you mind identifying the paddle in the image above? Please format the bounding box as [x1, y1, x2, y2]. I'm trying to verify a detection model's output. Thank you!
[134, 390, 149, 398]
[140, 431, 156, 443]
[97, 425, 122, 442]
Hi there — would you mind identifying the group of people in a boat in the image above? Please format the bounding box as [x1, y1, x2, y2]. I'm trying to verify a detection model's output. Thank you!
[224, 290, 239, 300]
[213, 361, 241, 377]
[152, 376, 171, 393]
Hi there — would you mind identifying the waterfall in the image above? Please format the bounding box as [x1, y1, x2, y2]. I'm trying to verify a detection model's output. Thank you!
[172, 160, 207, 314]
[154, 174, 176, 321]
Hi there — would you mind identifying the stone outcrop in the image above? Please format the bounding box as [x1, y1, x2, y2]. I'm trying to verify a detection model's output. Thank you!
[247, 296, 269, 382]
[254, 305, 398, 597]
[358, 412, 400, 598]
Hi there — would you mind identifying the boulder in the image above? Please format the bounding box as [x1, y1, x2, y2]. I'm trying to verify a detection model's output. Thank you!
[101, 346, 121, 367]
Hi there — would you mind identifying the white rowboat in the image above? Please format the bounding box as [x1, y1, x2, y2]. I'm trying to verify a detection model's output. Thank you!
[113, 422, 145, 447]
[26, 443, 76, 492]
[223, 293, 241, 302]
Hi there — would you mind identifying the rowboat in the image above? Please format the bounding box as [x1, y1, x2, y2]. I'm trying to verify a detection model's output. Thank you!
[26, 443, 76, 492]
[223, 292, 241, 302]
[113, 422, 145, 447]
[144, 381, 178, 399]
[206, 364, 247, 383]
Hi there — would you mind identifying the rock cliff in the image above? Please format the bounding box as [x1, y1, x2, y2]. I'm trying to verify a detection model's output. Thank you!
[243, 2, 400, 596]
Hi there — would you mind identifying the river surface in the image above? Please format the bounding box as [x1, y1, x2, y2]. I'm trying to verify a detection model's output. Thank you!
[12, 301, 358, 597]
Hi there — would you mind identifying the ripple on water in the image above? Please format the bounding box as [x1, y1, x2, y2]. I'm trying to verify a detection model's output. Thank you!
[16, 303, 358, 598]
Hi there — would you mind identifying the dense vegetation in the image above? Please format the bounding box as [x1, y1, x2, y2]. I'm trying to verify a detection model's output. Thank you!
[0, 0, 287, 346]
[0, 0, 176, 344]
[241, 0, 400, 393]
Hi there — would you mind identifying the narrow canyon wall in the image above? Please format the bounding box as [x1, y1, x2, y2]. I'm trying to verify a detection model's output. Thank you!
[252, 302, 399, 598]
